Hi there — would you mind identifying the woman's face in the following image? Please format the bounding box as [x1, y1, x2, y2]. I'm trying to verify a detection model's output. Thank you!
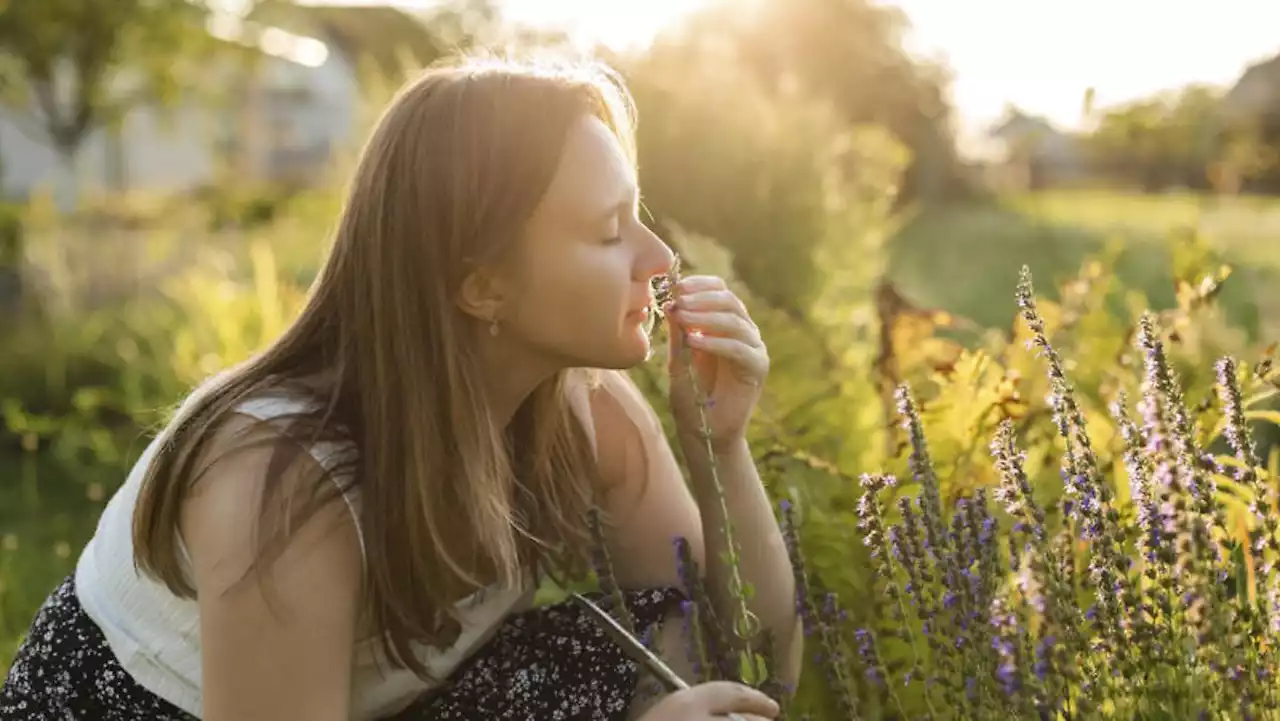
[496, 114, 675, 371]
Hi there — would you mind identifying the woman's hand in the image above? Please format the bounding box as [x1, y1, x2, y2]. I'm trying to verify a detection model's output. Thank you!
[636, 681, 779, 721]
[665, 275, 769, 451]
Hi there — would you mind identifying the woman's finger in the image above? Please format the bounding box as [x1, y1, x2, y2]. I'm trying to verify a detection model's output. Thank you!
[675, 289, 749, 320]
[685, 681, 779, 717]
[675, 275, 727, 294]
[685, 334, 768, 381]
[671, 310, 762, 348]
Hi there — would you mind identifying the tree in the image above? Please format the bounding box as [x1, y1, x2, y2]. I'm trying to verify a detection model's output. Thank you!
[0, 0, 218, 162]
[1084, 84, 1225, 191]
[690, 0, 969, 203]
[1212, 120, 1277, 195]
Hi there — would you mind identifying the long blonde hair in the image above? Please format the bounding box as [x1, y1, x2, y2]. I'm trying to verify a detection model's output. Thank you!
[132, 55, 639, 679]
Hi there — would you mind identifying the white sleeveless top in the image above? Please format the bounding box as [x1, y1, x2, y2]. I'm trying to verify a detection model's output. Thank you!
[73, 374, 600, 719]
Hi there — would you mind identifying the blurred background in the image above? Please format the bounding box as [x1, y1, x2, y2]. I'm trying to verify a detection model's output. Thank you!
[2, 0, 1279, 712]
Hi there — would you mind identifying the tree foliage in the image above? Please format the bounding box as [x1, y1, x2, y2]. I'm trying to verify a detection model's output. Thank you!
[0, 0, 219, 156]
[614, 0, 947, 317]
[1084, 84, 1225, 191]
[683, 0, 969, 203]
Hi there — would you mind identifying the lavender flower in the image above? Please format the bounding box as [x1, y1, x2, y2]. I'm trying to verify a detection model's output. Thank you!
[990, 420, 1081, 676]
[1020, 267, 1132, 664]
[895, 385, 969, 710]
[1137, 316, 1233, 683]
[856, 473, 925, 718]
[659, 253, 757, 646]
[854, 627, 884, 688]
[1218, 357, 1279, 580]
[606, 261, 1280, 718]
[1112, 392, 1160, 565]
[781, 500, 816, 633]
[989, 596, 1026, 701]
[587, 506, 635, 634]
[814, 592, 859, 720]
[674, 536, 716, 681]
[894, 386, 951, 570]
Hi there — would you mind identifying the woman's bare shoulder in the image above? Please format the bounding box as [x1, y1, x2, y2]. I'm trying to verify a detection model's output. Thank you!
[179, 411, 363, 599]
[179, 413, 364, 720]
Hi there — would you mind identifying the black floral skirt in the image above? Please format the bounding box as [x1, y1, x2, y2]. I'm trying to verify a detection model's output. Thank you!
[0, 575, 685, 721]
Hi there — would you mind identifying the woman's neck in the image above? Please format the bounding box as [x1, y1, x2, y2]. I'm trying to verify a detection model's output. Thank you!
[472, 335, 563, 429]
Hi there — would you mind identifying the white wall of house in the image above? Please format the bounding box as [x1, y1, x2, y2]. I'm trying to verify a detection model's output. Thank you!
[264, 42, 361, 149]
[0, 37, 363, 205]
[244, 42, 362, 182]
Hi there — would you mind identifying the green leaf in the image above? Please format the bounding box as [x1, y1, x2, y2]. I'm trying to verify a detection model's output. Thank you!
[1245, 409, 1280, 427]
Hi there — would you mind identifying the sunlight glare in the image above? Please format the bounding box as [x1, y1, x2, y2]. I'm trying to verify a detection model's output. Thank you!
[499, 0, 707, 51]
[286, 0, 709, 52]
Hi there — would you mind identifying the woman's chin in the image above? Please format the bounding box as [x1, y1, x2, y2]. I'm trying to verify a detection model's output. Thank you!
[593, 328, 654, 369]
[564, 317, 659, 369]
[628, 321, 660, 364]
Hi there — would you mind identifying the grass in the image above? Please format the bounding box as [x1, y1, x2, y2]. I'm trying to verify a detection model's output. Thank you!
[888, 191, 1280, 342]
[4, 187, 1280, 708]
[0, 456, 105, 667]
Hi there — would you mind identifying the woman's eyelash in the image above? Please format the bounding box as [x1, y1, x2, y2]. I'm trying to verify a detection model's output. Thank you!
[602, 235, 623, 245]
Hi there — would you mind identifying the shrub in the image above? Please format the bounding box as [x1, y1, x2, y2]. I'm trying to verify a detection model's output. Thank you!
[623, 37, 909, 318]
[612, 263, 1280, 720]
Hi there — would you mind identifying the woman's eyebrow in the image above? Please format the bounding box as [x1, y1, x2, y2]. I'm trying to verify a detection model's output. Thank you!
[592, 185, 638, 225]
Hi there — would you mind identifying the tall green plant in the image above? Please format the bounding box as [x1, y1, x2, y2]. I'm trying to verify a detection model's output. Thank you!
[776, 268, 1280, 719]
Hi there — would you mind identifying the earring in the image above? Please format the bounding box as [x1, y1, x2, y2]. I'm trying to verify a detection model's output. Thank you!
[489, 317, 500, 336]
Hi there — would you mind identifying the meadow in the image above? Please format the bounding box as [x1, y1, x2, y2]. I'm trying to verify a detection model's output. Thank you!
[890, 191, 1280, 340]
[9, 0, 1280, 713]
[3, 179, 1279, 718]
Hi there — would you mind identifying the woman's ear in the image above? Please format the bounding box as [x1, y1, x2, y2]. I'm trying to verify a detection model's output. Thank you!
[456, 265, 508, 324]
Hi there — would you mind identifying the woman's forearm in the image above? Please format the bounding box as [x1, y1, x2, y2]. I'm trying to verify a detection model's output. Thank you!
[679, 434, 803, 687]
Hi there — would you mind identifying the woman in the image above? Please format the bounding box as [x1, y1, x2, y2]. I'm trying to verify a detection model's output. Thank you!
[0, 55, 801, 720]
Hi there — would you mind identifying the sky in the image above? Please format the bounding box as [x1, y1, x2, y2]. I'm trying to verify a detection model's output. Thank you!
[893, 0, 1280, 131]
[301, 0, 1280, 135]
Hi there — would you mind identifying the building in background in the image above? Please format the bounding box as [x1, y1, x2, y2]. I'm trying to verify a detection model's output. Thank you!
[983, 108, 1088, 191]
[0, 4, 440, 202]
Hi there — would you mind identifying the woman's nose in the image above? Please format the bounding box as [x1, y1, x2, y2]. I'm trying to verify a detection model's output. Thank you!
[638, 225, 676, 280]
